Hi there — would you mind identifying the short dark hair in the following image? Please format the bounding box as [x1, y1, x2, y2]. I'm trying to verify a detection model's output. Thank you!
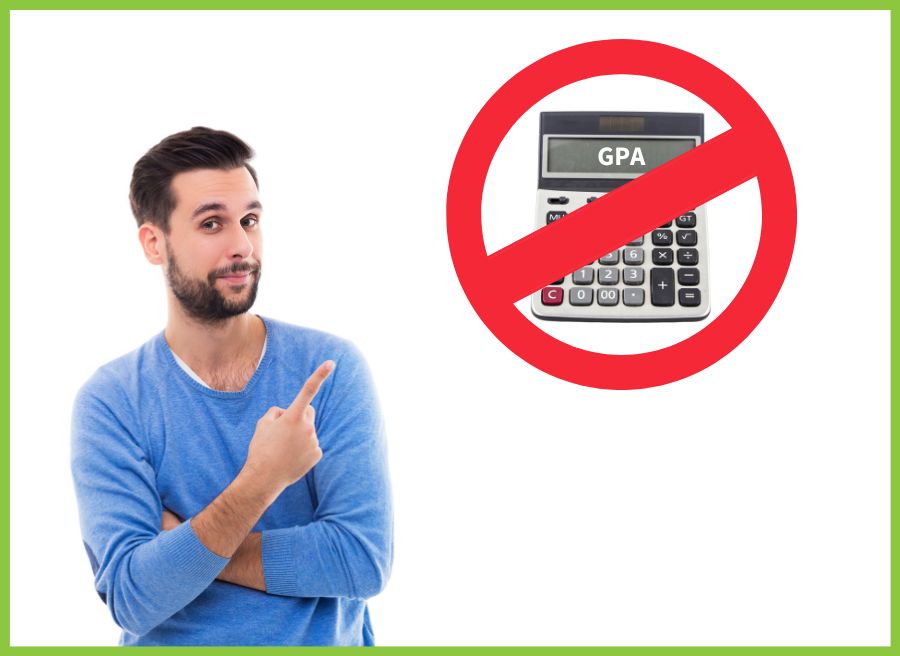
[129, 126, 259, 233]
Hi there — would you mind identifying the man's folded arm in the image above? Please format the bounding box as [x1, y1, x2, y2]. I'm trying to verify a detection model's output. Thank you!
[70, 374, 276, 637]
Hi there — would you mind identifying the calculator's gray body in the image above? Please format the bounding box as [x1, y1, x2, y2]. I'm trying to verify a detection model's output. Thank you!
[530, 112, 711, 323]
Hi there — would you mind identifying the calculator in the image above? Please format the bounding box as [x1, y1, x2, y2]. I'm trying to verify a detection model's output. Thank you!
[531, 112, 710, 322]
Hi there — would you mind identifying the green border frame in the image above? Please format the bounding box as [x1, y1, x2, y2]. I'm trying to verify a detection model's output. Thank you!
[3, 7, 892, 653]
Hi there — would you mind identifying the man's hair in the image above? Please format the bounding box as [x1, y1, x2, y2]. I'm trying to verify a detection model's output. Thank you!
[129, 126, 258, 233]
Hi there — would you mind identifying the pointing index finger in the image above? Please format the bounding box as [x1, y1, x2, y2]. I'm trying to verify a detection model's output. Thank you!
[286, 360, 334, 419]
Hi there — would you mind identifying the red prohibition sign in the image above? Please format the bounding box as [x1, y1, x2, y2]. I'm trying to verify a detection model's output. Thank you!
[446, 40, 796, 390]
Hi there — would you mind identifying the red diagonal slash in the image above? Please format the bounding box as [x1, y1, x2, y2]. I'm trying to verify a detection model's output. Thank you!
[483, 127, 759, 305]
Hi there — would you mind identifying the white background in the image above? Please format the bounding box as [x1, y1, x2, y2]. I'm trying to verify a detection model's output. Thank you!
[10, 10, 890, 647]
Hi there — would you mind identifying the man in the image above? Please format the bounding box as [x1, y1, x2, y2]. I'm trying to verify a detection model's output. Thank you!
[70, 127, 393, 646]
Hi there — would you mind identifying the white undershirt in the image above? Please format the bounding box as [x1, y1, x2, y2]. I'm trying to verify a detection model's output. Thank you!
[172, 336, 268, 389]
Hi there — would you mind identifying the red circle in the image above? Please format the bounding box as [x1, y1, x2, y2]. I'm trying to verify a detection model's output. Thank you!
[446, 39, 796, 390]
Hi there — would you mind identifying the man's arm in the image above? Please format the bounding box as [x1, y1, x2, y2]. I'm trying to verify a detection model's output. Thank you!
[162, 510, 265, 591]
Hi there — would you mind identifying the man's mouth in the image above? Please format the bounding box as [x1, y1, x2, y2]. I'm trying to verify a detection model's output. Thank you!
[218, 270, 255, 284]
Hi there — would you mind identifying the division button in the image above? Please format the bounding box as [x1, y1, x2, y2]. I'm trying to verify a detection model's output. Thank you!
[650, 268, 676, 306]
[679, 289, 702, 307]
[677, 248, 699, 266]
[541, 287, 564, 306]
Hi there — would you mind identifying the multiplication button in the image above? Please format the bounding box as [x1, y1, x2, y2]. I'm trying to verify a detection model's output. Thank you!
[652, 248, 673, 265]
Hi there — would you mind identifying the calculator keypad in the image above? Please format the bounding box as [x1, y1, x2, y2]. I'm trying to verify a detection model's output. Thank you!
[532, 190, 709, 321]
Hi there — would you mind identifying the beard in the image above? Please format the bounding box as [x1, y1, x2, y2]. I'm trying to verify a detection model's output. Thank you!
[165, 249, 261, 324]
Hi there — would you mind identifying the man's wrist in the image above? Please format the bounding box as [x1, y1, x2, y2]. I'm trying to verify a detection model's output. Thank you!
[237, 464, 285, 505]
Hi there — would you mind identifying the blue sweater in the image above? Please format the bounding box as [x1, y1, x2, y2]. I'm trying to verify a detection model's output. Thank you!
[70, 316, 393, 646]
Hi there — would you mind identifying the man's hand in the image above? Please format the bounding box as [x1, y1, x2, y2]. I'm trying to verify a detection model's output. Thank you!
[241, 361, 334, 496]
[161, 509, 182, 532]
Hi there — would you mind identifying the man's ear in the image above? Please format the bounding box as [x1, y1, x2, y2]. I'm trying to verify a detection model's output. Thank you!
[138, 223, 166, 266]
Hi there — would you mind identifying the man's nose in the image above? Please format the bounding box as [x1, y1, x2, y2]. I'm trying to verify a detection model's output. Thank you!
[226, 221, 254, 259]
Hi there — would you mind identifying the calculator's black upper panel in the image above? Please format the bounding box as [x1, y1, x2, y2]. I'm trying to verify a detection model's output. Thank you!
[538, 112, 705, 192]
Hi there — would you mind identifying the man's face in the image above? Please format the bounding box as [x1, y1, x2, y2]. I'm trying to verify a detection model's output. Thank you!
[162, 167, 263, 324]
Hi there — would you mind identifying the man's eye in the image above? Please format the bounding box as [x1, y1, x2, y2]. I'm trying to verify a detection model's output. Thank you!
[242, 215, 259, 228]
[201, 220, 220, 230]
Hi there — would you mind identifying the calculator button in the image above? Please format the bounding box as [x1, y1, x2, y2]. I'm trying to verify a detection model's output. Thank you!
[678, 268, 700, 286]
[677, 248, 699, 266]
[597, 288, 619, 306]
[569, 287, 593, 306]
[652, 230, 673, 246]
[679, 289, 702, 307]
[623, 248, 644, 265]
[598, 267, 619, 285]
[548, 196, 569, 205]
[676, 212, 697, 228]
[552, 278, 565, 285]
[626, 235, 644, 246]
[650, 268, 675, 306]
[586, 196, 598, 203]
[623, 267, 644, 285]
[598, 251, 619, 265]
[623, 289, 645, 306]
[659, 221, 673, 228]
[546, 211, 566, 225]
[541, 287, 564, 306]
[652, 248, 673, 265]
[573, 267, 594, 285]
[676, 230, 697, 246]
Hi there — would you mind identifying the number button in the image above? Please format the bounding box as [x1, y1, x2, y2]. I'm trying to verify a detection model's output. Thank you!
[598, 251, 619, 265]
[569, 288, 593, 306]
[597, 288, 619, 306]
[652, 230, 673, 246]
[627, 235, 644, 246]
[623, 248, 644, 265]
[624, 267, 644, 285]
[652, 248, 673, 265]
[541, 287, 564, 306]
[598, 268, 619, 285]
[677, 248, 699, 266]
[676, 230, 697, 246]
[573, 267, 594, 285]
[546, 211, 566, 225]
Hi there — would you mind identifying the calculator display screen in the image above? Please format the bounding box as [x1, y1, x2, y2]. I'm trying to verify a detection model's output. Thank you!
[546, 137, 696, 176]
